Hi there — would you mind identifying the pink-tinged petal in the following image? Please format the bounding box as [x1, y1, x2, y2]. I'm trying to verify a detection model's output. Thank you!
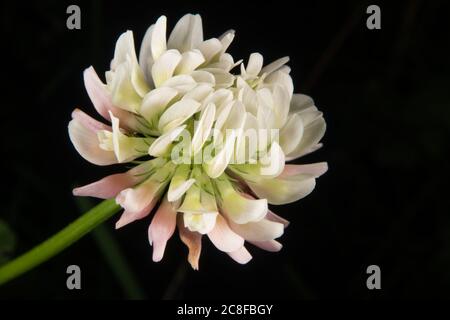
[84, 66, 113, 121]
[249, 240, 283, 252]
[115, 197, 158, 229]
[227, 246, 252, 264]
[71, 108, 111, 131]
[278, 162, 328, 179]
[68, 111, 117, 166]
[266, 210, 290, 227]
[116, 180, 160, 214]
[84, 67, 139, 132]
[72, 172, 139, 199]
[178, 216, 202, 270]
[229, 218, 284, 242]
[148, 197, 177, 262]
[207, 214, 244, 253]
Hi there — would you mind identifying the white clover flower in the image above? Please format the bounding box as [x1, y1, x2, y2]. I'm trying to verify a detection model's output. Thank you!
[69, 14, 327, 269]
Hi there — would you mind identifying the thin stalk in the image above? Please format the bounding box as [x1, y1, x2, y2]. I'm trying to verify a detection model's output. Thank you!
[0, 199, 120, 286]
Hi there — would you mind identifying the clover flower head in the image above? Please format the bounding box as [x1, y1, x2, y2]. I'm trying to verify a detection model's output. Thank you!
[69, 14, 327, 269]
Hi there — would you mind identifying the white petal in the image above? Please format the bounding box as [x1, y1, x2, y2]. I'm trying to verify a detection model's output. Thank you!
[182, 83, 213, 102]
[148, 125, 186, 157]
[197, 38, 222, 63]
[168, 164, 196, 202]
[247, 175, 317, 205]
[178, 168, 218, 219]
[202, 88, 233, 113]
[264, 70, 293, 99]
[278, 162, 328, 179]
[203, 131, 237, 178]
[279, 113, 304, 155]
[161, 74, 197, 93]
[175, 50, 205, 74]
[286, 116, 326, 160]
[229, 218, 284, 242]
[190, 70, 216, 86]
[168, 14, 203, 52]
[249, 240, 282, 252]
[289, 94, 316, 114]
[151, 49, 182, 87]
[218, 30, 235, 54]
[259, 141, 285, 177]
[158, 98, 201, 133]
[191, 103, 216, 155]
[215, 177, 268, 224]
[139, 87, 178, 123]
[245, 53, 263, 77]
[227, 246, 252, 264]
[109, 61, 142, 113]
[183, 212, 217, 234]
[139, 24, 155, 84]
[207, 214, 244, 252]
[109, 112, 150, 162]
[202, 68, 235, 88]
[272, 85, 290, 127]
[261, 56, 289, 75]
[150, 16, 167, 60]
[111, 31, 137, 70]
[68, 116, 117, 166]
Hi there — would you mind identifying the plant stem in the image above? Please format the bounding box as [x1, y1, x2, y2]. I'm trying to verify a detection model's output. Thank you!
[0, 199, 121, 286]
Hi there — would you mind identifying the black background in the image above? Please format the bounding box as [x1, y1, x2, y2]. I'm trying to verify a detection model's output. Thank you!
[1, 0, 449, 299]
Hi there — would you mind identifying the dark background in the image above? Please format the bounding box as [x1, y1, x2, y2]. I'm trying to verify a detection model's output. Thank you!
[1, 0, 449, 299]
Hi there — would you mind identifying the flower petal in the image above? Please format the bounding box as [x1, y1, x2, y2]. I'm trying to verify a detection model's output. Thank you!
[278, 162, 328, 179]
[148, 196, 177, 262]
[68, 110, 117, 166]
[191, 102, 216, 155]
[190, 70, 216, 86]
[207, 214, 244, 253]
[215, 177, 268, 224]
[260, 56, 289, 75]
[249, 240, 282, 252]
[289, 93, 316, 114]
[279, 113, 304, 155]
[197, 38, 222, 63]
[168, 14, 203, 52]
[73, 173, 137, 199]
[245, 53, 263, 77]
[227, 246, 252, 264]
[175, 50, 205, 74]
[148, 125, 187, 157]
[149, 15, 167, 61]
[182, 84, 213, 102]
[229, 218, 284, 242]
[167, 164, 195, 202]
[245, 173, 320, 205]
[259, 141, 285, 177]
[115, 162, 174, 227]
[183, 212, 218, 235]
[285, 116, 326, 161]
[158, 98, 201, 133]
[109, 60, 143, 113]
[161, 74, 197, 93]
[151, 49, 182, 87]
[266, 210, 290, 227]
[178, 216, 202, 270]
[139, 87, 178, 123]
[111, 30, 137, 70]
[218, 30, 235, 54]
[115, 197, 158, 230]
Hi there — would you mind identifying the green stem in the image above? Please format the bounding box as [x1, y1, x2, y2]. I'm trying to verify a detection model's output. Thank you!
[0, 199, 121, 286]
